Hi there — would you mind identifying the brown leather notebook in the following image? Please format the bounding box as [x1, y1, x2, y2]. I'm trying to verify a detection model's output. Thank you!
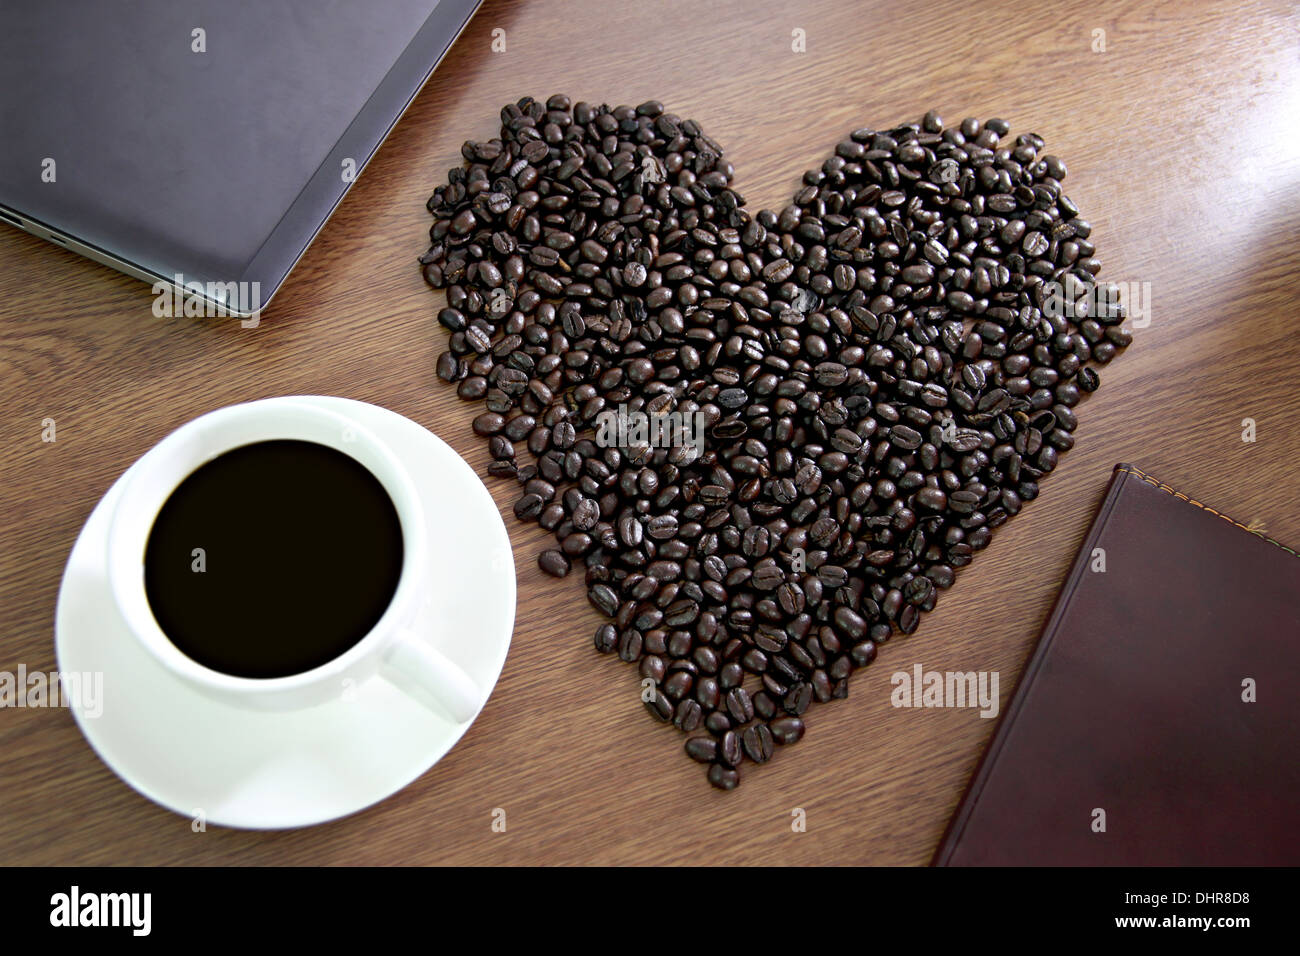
[935, 463, 1300, 866]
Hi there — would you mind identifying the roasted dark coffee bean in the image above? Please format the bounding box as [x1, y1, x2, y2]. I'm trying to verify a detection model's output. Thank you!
[588, 583, 619, 617]
[833, 606, 868, 641]
[436, 352, 460, 382]
[725, 687, 755, 724]
[458, 376, 488, 400]
[489, 435, 515, 460]
[618, 514, 644, 548]
[742, 724, 775, 763]
[850, 640, 877, 666]
[770, 716, 806, 745]
[719, 661, 744, 689]
[465, 326, 492, 354]
[618, 628, 644, 662]
[915, 487, 948, 510]
[818, 565, 849, 588]
[640, 655, 665, 683]
[647, 514, 679, 540]
[437, 307, 467, 331]
[572, 497, 600, 531]
[538, 549, 571, 577]
[424, 102, 1122, 791]
[754, 626, 787, 653]
[719, 730, 743, 767]
[809, 669, 832, 702]
[513, 493, 543, 520]
[644, 690, 673, 722]
[783, 681, 812, 715]
[707, 712, 738, 743]
[685, 736, 717, 763]
[708, 763, 740, 790]
[695, 677, 722, 712]
[949, 490, 981, 514]
[663, 670, 693, 700]
[693, 645, 720, 674]
[752, 562, 784, 589]
[889, 425, 923, 450]
[594, 624, 618, 654]
[674, 698, 703, 731]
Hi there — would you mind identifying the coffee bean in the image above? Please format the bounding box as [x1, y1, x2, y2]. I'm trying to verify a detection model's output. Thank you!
[890, 425, 923, 450]
[914, 487, 948, 510]
[436, 352, 460, 382]
[644, 514, 676, 540]
[588, 583, 619, 617]
[815, 362, 848, 386]
[465, 326, 492, 354]
[719, 661, 743, 689]
[695, 675, 721, 709]
[833, 606, 868, 641]
[754, 626, 788, 653]
[645, 690, 673, 722]
[770, 716, 806, 745]
[725, 687, 755, 724]
[762, 258, 794, 283]
[513, 493, 543, 520]
[708, 763, 740, 790]
[641, 657, 666, 686]
[594, 624, 617, 653]
[948, 490, 981, 514]
[741, 648, 768, 673]
[438, 307, 467, 331]
[685, 736, 717, 763]
[783, 681, 812, 715]
[850, 640, 877, 666]
[618, 514, 644, 548]
[572, 497, 600, 531]
[742, 724, 775, 763]
[752, 562, 784, 589]
[538, 549, 570, 577]
[674, 698, 703, 731]
[719, 730, 743, 767]
[618, 628, 643, 662]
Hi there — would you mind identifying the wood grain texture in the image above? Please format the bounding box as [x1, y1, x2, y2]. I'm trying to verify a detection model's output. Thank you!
[2, 0, 1298, 865]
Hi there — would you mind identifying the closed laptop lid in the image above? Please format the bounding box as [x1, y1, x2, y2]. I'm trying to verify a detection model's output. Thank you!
[0, 0, 479, 309]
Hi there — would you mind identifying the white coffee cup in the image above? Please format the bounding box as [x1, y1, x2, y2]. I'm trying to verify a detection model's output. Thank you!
[104, 396, 482, 723]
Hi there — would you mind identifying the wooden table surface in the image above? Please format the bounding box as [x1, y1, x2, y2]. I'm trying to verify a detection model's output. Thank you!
[2, 0, 1298, 866]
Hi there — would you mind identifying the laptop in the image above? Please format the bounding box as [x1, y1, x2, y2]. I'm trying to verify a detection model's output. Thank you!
[0, 0, 481, 319]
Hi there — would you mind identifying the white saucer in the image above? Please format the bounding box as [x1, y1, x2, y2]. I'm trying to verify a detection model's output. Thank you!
[55, 396, 515, 829]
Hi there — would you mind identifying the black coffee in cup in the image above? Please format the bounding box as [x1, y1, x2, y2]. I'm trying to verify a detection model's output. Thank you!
[143, 440, 404, 678]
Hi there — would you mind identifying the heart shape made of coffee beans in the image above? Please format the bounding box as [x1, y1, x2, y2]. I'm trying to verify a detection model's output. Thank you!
[419, 95, 1129, 790]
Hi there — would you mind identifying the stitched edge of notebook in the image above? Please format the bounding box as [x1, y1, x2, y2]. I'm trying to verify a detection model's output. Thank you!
[1116, 465, 1299, 558]
[931, 465, 1131, 866]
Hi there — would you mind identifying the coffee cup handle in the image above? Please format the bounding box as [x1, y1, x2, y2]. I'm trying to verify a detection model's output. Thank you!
[382, 629, 481, 724]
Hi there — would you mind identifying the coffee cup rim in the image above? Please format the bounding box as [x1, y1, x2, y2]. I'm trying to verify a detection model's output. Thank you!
[105, 397, 428, 698]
